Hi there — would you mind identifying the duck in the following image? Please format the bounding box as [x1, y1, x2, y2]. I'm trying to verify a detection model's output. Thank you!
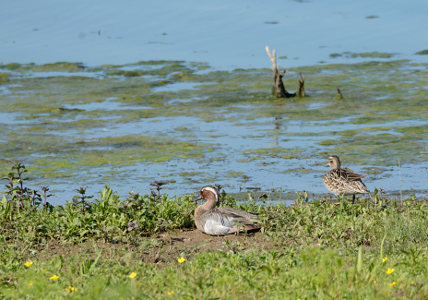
[193, 185, 261, 235]
[323, 155, 370, 202]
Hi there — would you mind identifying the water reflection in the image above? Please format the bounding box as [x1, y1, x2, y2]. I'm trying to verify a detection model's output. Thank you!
[272, 115, 285, 148]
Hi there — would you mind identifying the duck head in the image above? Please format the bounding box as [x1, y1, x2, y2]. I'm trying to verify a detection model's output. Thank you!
[327, 155, 341, 170]
[192, 185, 219, 205]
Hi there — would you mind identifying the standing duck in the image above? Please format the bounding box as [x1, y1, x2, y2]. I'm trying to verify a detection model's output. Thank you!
[193, 185, 261, 235]
[323, 155, 370, 202]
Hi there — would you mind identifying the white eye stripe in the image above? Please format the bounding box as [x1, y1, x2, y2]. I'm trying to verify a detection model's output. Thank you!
[202, 186, 218, 202]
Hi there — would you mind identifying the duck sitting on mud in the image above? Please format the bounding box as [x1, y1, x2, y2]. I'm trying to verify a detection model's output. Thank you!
[193, 185, 261, 235]
[323, 155, 370, 202]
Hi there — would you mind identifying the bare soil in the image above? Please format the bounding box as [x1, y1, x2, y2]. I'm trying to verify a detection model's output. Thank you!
[28, 230, 275, 265]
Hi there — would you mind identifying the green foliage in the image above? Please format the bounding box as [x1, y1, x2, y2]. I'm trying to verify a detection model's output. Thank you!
[263, 197, 427, 254]
[0, 164, 427, 298]
[1, 187, 197, 244]
[0, 164, 196, 244]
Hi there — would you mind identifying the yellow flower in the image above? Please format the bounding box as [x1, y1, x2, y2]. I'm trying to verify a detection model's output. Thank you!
[129, 272, 137, 279]
[411, 281, 416, 286]
[382, 257, 388, 263]
[386, 268, 395, 274]
[28, 281, 34, 286]
[65, 286, 78, 293]
[49, 275, 59, 281]
[389, 281, 397, 287]
[167, 291, 175, 295]
[177, 257, 186, 264]
[24, 261, 33, 267]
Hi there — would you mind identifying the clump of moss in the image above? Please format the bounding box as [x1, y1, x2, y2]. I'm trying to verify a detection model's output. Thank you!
[330, 51, 394, 59]
[352, 51, 393, 58]
[415, 49, 428, 55]
[107, 70, 143, 77]
[0, 72, 10, 84]
[0, 62, 22, 70]
[30, 62, 85, 72]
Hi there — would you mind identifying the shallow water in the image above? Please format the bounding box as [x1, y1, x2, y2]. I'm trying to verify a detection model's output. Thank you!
[1, 0, 428, 69]
[1, 59, 427, 203]
[1, 1, 428, 203]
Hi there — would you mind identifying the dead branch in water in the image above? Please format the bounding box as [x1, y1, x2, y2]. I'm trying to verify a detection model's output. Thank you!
[336, 88, 344, 100]
[297, 72, 305, 97]
[265, 46, 305, 98]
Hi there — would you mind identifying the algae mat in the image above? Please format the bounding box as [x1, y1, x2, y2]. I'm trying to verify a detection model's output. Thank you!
[0, 60, 427, 203]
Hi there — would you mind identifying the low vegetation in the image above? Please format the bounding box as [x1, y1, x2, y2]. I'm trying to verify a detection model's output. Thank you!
[0, 164, 427, 299]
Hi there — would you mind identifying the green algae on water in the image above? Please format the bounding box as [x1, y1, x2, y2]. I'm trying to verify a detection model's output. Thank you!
[415, 49, 428, 55]
[1, 59, 427, 194]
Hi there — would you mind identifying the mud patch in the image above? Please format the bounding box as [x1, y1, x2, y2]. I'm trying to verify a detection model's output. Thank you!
[29, 230, 272, 266]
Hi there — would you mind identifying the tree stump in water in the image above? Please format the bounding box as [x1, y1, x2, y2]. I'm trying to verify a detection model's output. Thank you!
[297, 72, 305, 97]
[265, 46, 305, 99]
[336, 88, 344, 100]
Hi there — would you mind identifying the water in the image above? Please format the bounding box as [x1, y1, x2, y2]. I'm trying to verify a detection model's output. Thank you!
[1, 0, 428, 69]
[1, 1, 427, 203]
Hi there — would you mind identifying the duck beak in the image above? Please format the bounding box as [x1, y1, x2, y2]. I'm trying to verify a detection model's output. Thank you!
[192, 194, 203, 202]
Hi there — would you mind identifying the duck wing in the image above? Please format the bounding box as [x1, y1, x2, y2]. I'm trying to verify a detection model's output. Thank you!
[216, 206, 259, 220]
[198, 209, 234, 235]
[199, 207, 261, 235]
[215, 207, 261, 230]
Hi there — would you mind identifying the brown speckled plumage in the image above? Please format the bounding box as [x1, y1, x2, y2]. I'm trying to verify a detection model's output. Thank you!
[323, 155, 369, 201]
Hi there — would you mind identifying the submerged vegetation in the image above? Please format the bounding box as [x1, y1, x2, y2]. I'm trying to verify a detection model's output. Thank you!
[1, 59, 427, 200]
[329, 51, 394, 59]
[415, 49, 428, 55]
[0, 164, 427, 298]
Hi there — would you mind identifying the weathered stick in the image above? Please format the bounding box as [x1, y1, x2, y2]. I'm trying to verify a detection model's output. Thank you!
[297, 72, 305, 97]
[265, 46, 302, 98]
[336, 88, 344, 100]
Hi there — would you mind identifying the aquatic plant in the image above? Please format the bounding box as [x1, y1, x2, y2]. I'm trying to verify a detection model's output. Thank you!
[415, 49, 428, 55]
[1, 59, 427, 200]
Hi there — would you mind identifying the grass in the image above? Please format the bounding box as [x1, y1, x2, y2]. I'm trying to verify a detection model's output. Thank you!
[0, 165, 427, 299]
